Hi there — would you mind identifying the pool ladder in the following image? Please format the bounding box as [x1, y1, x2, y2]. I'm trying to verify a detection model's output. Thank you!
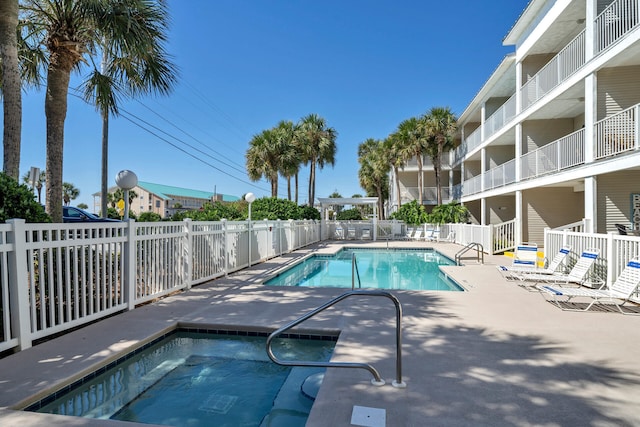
[265, 290, 406, 388]
[455, 242, 484, 265]
[352, 253, 362, 289]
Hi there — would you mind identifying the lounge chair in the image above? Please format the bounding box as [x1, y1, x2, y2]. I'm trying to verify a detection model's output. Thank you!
[427, 229, 440, 242]
[438, 230, 455, 243]
[511, 248, 601, 287]
[404, 228, 415, 240]
[496, 243, 539, 278]
[498, 245, 571, 279]
[537, 257, 640, 314]
[412, 229, 423, 241]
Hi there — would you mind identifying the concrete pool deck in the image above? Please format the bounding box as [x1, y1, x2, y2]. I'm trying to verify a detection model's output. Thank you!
[1, 240, 640, 426]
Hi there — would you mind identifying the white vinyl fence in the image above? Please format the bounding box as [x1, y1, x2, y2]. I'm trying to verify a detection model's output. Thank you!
[0, 218, 319, 353]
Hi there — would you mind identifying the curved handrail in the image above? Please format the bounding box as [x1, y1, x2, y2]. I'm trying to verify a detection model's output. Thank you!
[351, 253, 362, 290]
[455, 242, 484, 265]
[266, 290, 406, 388]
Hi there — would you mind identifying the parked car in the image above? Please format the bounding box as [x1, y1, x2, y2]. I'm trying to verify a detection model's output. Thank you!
[63, 206, 120, 223]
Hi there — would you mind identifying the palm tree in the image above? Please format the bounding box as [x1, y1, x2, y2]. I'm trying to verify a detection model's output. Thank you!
[422, 107, 457, 205]
[395, 117, 428, 205]
[62, 182, 79, 206]
[246, 128, 282, 197]
[358, 138, 389, 220]
[0, 0, 21, 179]
[21, 169, 46, 203]
[275, 120, 299, 201]
[19, 0, 175, 222]
[384, 133, 409, 213]
[297, 114, 337, 207]
[81, 1, 176, 218]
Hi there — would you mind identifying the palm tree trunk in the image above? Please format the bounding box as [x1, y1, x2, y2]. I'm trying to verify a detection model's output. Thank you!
[377, 186, 385, 220]
[287, 176, 292, 200]
[394, 166, 401, 210]
[101, 111, 109, 217]
[0, 0, 21, 179]
[309, 160, 316, 207]
[435, 142, 444, 205]
[45, 63, 72, 222]
[294, 173, 299, 204]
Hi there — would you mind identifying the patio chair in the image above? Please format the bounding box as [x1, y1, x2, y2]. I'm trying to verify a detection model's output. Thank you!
[498, 245, 571, 279]
[438, 230, 455, 243]
[496, 243, 539, 278]
[427, 229, 440, 242]
[537, 257, 640, 315]
[511, 248, 601, 288]
[404, 228, 415, 240]
[615, 224, 628, 235]
[412, 229, 424, 241]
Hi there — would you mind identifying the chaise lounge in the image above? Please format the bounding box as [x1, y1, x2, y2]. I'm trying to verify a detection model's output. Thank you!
[537, 257, 640, 314]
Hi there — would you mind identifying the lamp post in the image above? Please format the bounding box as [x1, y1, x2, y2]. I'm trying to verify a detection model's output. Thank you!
[245, 192, 256, 267]
[115, 170, 138, 220]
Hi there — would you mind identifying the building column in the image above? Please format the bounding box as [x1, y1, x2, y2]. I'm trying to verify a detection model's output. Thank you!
[480, 198, 486, 226]
[515, 190, 523, 244]
[515, 123, 522, 181]
[584, 177, 597, 233]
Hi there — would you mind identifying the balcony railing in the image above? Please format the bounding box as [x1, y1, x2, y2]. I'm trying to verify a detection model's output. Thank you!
[594, 103, 639, 159]
[596, 0, 640, 53]
[521, 29, 586, 110]
[402, 186, 452, 204]
[483, 158, 517, 191]
[485, 94, 517, 140]
[521, 128, 585, 180]
[462, 175, 483, 196]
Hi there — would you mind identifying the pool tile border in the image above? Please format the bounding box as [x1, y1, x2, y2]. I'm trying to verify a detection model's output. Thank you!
[24, 326, 338, 412]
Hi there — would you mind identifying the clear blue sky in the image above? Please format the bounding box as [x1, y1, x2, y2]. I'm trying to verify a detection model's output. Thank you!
[8, 0, 530, 211]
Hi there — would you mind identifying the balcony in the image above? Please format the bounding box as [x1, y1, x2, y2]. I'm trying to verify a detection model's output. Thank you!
[458, 0, 639, 163]
[461, 101, 640, 194]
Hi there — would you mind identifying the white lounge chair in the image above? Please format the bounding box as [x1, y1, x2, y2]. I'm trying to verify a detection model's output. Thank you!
[512, 248, 601, 287]
[427, 229, 440, 242]
[437, 230, 455, 243]
[412, 229, 424, 241]
[498, 245, 571, 279]
[404, 228, 415, 240]
[496, 243, 539, 278]
[537, 257, 640, 314]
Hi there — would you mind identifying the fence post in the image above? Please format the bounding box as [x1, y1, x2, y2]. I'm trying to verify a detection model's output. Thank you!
[222, 219, 228, 276]
[606, 231, 615, 288]
[124, 220, 137, 311]
[7, 219, 33, 350]
[184, 219, 193, 290]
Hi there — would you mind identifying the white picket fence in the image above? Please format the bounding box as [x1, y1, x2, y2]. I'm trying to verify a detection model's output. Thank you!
[0, 218, 319, 353]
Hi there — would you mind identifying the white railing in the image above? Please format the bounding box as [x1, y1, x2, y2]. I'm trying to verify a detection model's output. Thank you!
[520, 128, 585, 180]
[462, 175, 483, 196]
[595, 0, 640, 53]
[484, 94, 517, 140]
[552, 219, 589, 233]
[492, 219, 518, 254]
[401, 186, 453, 204]
[483, 159, 517, 191]
[0, 218, 320, 353]
[455, 126, 482, 162]
[405, 153, 453, 168]
[521, 30, 586, 110]
[594, 103, 639, 159]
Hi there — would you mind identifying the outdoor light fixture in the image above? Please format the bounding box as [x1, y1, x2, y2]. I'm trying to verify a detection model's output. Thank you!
[115, 170, 138, 220]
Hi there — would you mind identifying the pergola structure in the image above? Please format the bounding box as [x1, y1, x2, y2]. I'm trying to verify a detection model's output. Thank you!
[317, 197, 379, 240]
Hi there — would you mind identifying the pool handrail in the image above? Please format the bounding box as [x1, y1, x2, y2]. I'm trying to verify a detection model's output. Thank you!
[352, 252, 362, 290]
[265, 290, 406, 388]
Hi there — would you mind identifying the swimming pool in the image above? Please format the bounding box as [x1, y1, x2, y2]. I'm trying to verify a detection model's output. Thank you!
[28, 329, 336, 427]
[265, 248, 463, 291]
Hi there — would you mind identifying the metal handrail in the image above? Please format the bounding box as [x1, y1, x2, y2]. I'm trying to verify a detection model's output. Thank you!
[266, 290, 406, 388]
[352, 253, 362, 290]
[455, 242, 485, 265]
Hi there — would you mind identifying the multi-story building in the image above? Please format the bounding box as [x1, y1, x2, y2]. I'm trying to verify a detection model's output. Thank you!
[94, 181, 240, 218]
[391, 0, 640, 246]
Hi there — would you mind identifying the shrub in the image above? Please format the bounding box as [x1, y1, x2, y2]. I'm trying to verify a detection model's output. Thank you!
[299, 205, 321, 220]
[390, 200, 427, 225]
[249, 197, 302, 220]
[0, 172, 50, 223]
[336, 208, 362, 221]
[138, 211, 162, 222]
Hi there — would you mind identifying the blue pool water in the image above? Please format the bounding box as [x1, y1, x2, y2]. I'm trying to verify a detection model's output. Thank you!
[29, 330, 335, 427]
[265, 248, 463, 291]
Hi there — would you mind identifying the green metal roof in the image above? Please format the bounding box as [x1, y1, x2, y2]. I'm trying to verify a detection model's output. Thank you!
[136, 181, 240, 202]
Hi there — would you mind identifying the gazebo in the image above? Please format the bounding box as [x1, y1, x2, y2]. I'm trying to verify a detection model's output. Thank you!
[317, 197, 379, 240]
